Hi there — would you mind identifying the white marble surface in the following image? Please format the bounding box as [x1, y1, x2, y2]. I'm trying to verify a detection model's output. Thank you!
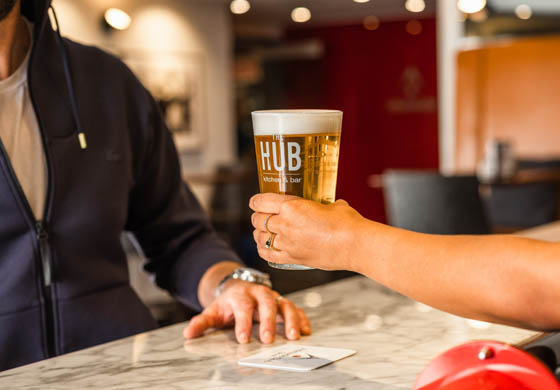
[6, 221, 560, 389]
[0, 277, 536, 389]
[516, 220, 560, 242]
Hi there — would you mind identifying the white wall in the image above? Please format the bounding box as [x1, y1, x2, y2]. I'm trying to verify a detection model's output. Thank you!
[51, 0, 237, 182]
[436, 0, 464, 174]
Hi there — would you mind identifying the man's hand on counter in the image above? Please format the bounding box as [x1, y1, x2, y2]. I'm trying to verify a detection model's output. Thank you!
[183, 280, 312, 344]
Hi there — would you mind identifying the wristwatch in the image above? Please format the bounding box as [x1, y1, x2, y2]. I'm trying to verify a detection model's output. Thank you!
[215, 267, 272, 297]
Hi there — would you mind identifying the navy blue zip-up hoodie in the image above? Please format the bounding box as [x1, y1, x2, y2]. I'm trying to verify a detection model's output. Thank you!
[0, 0, 241, 371]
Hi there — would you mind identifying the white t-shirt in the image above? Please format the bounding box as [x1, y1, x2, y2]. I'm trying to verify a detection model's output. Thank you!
[0, 20, 47, 220]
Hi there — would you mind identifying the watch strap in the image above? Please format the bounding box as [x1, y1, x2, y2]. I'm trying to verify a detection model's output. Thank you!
[215, 267, 272, 297]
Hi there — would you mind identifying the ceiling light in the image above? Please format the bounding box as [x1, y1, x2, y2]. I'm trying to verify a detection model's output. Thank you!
[515, 4, 532, 20]
[363, 15, 380, 31]
[104, 8, 131, 30]
[457, 0, 486, 14]
[230, 0, 250, 15]
[291, 7, 311, 23]
[405, 0, 426, 13]
[353, 0, 371, 3]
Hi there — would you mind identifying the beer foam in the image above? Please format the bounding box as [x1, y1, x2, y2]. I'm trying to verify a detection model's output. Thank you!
[252, 110, 342, 136]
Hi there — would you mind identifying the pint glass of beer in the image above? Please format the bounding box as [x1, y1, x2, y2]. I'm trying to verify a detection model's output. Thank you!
[251, 109, 343, 270]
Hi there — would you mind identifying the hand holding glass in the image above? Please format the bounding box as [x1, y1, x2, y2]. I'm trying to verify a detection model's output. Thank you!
[251, 109, 343, 270]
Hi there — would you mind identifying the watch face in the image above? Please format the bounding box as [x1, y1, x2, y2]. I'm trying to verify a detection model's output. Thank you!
[240, 268, 268, 278]
[236, 268, 271, 287]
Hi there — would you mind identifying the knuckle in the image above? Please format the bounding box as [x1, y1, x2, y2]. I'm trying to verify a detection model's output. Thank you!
[236, 299, 254, 312]
[285, 304, 299, 317]
[259, 295, 276, 307]
[253, 284, 270, 295]
[279, 200, 295, 215]
[235, 313, 251, 325]
[288, 199, 306, 213]
[274, 219, 287, 236]
[257, 247, 275, 261]
[260, 315, 275, 324]
[255, 231, 267, 247]
[253, 194, 263, 208]
[236, 325, 249, 335]
[237, 305, 253, 315]
[282, 298, 296, 308]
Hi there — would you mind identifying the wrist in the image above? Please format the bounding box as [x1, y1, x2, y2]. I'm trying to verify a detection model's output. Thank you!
[198, 261, 240, 308]
[351, 218, 385, 276]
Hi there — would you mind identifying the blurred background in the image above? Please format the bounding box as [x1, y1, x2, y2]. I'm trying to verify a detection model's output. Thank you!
[50, 0, 560, 324]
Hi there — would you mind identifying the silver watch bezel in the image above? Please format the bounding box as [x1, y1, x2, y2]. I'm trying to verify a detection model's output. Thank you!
[215, 267, 272, 297]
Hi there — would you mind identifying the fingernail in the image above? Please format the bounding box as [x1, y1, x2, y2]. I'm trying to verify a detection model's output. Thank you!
[289, 328, 298, 339]
[263, 330, 272, 343]
[239, 333, 249, 344]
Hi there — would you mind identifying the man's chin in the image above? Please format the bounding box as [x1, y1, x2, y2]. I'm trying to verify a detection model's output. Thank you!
[0, 0, 18, 22]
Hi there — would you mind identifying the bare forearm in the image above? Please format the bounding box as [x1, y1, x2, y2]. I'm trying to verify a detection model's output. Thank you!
[355, 222, 560, 330]
[249, 193, 560, 330]
[197, 261, 240, 308]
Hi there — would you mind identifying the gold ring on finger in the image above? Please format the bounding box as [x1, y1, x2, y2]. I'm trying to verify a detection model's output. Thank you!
[265, 232, 276, 249]
[264, 214, 273, 233]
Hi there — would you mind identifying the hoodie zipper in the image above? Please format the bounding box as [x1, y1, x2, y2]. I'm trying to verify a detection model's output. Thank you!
[36, 220, 55, 357]
[27, 0, 58, 357]
[0, 140, 56, 358]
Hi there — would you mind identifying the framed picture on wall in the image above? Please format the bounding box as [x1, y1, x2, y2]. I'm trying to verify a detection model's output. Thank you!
[121, 50, 206, 153]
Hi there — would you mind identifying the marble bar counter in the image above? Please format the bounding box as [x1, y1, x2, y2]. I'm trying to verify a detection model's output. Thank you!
[0, 280, 536, 389]
[516, 220, 560, 242]
[4, 221, 560, 389]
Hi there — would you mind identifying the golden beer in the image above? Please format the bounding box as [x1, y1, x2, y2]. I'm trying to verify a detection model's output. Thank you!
[251, 110, 343, 270]
[254, 133, 341, 204]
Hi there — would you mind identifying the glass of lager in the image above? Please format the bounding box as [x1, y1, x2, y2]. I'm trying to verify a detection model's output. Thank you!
[251, 109, 343, 270]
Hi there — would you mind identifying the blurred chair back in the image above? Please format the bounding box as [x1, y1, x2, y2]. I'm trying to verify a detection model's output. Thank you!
[383, 170, 490, 234]
[484, 183, 560, 230]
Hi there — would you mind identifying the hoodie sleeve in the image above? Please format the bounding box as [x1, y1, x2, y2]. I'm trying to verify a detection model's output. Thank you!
[125, 87, 243, 311]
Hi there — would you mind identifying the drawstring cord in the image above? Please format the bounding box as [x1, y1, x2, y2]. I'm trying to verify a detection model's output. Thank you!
[48, 5, 87, 150]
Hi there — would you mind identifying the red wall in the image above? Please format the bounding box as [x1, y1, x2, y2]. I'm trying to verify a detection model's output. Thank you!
[285, 19, 439, 222]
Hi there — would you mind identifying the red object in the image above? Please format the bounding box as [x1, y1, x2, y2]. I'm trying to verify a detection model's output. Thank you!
[286, 19, 439, 222]
[414, 340, 560, 390]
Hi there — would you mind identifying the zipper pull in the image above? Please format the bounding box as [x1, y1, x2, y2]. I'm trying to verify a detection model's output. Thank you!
[78, 132, 87, 150]
[36, 222, 53, 287]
